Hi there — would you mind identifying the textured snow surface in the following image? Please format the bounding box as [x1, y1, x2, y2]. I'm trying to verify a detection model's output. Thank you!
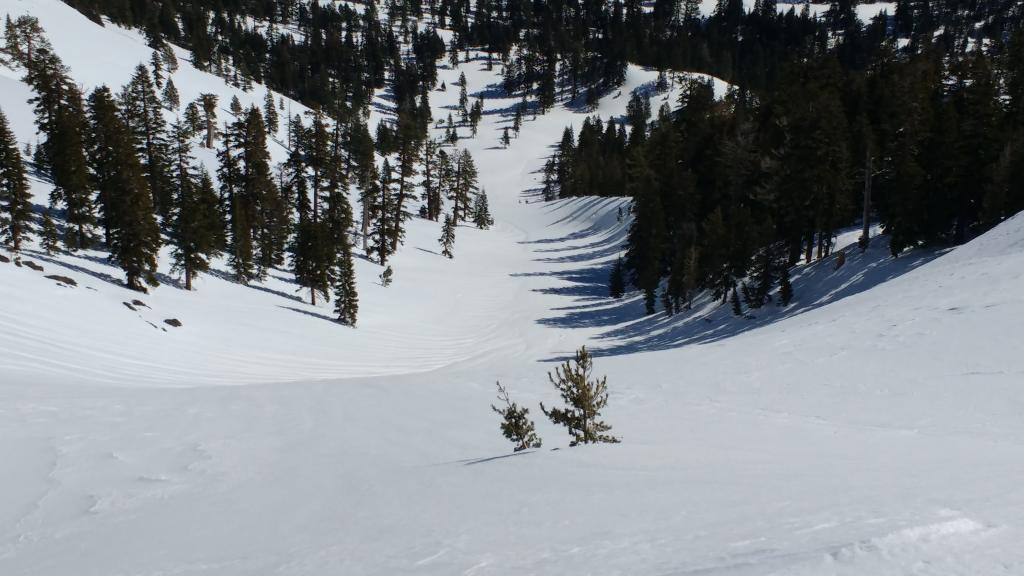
[3, 1, 1024, 574]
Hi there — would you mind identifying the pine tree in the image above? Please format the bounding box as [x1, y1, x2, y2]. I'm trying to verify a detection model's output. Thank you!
[512, 104, 523, 136]
[96, 107, 161, 292]
[25, 49, 94, 251]
[472, 188, 493, 229]
[40, 210, 59, 254]
[150, 50, 164, 88]
[183, 101, 202, 136]
[379, 264, 393, 286]
[121, 64, 174, 221]
[199, 93, 218, 148]
[241, 107, 287, 279]
[371, 160, 396, 265]
[161, 77, 179, 111]
[608, 256, 626, 298]
[85, 86, 125, 246]
[169, 121, 221, 290]
[501, 127, 511, 148]
[491, 381, 542, 452]
[540, 346, 619, 446]
[0, 107, 32, 252]
[439, 212, 456, 258]
[451, 149, 478, 224]
[421, 139, 443, 221]
[333, 235, 359, 326]
[263, 90, 279, 138]
[218, 106, 252, 282]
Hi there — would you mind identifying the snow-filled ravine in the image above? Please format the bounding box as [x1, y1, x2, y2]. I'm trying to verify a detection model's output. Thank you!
[3, 1, 1024, 574]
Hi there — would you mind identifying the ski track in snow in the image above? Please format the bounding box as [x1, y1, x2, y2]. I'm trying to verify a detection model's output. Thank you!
[3, 0, 1024, 574]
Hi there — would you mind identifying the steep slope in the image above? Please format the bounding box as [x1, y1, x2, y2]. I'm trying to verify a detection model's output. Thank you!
[2, 1, 1024, 575]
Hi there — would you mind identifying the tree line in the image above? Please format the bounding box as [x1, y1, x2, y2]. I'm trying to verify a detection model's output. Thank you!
[547, 4, 1024, 316]
[1, 15, 496, 328]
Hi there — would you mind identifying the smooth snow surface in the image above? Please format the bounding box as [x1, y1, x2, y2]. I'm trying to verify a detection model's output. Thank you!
[3, 1, 1024, 574]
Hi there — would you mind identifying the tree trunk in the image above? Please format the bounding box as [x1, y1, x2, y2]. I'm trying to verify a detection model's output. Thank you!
[185, 265, 193, 291]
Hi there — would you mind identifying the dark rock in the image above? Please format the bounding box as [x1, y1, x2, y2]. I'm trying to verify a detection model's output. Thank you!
[23, 260, 43, 272]
[0, 254, 10, 263]
[131, 299, 149, 308]
[45, 275, 77, 287]
[123, 302, 137, 311]
[163, 318, 182, 328]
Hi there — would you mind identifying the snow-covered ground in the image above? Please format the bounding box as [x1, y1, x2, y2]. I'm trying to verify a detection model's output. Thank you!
[3, 1, 1024, 574]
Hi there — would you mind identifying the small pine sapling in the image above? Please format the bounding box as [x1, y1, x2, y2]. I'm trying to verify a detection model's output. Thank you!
[439, 213, 456, 258]
[472, 190, 494, 230]
[541, 346, 619, 446]
[40, 212, 60, 254]
[379, 265, 393, 287]
[491, 381, 542, 452]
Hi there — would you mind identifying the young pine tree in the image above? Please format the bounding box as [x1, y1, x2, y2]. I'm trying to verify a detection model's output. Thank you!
[491, 381, 542, 452]
[40, 210, 59, 254]
[0, 107, 32, 252]
[333, 235, 359, 326]
[263, 89, 279, 137]
[472, 188, 494, 229]
[161, 77, 179, 111]
[540, 346, 618, 446]
[439, 212, 456, 258]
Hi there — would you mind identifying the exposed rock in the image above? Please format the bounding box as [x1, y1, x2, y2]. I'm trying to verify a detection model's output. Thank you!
[23, 260, 43, 272]
[132, 299, 149, 308]
[123, 302, 137, 311]
[45, 275, 77, 287]
[0, 254, 10, 263]
[163, 318, 183, 328]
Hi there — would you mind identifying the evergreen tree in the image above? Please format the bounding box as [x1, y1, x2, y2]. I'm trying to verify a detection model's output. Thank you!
[379, 264, 393, 286]
[161, 77, 179, 111]
[333, 235, 359, 326]
[608, 256, 626, 298]
[439, 212, 456, 258]
[0, 107, 32, 252]
[169, 121, 221, 290]
[218, 106, 252, 282]
[421, 139, 443, 221]
[540, 346, 619, 446]
[199, 93, 218, 148]
[491, 381, 542, 452]
[242, 107, 287, 278]
[183, 101, 202, 136]
[94, 107, 161, 292]
[263, 89, 279, 137]
[39, 210, 58, 254]
[25, 49, 94, 251]
[451, 149, 478, 224]
[121, 64, 174, 221]
[472, 188, 494, 229]
[371, 160, 396, 265]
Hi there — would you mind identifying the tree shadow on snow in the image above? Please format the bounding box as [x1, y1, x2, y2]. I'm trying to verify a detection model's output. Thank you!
[519, 214, 942, 361]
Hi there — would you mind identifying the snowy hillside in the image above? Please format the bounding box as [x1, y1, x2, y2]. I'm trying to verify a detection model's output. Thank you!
[3, 0, 1024, 574]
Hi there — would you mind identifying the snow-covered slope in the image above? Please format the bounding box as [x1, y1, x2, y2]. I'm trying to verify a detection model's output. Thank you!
[3, 1, 1024, 574]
